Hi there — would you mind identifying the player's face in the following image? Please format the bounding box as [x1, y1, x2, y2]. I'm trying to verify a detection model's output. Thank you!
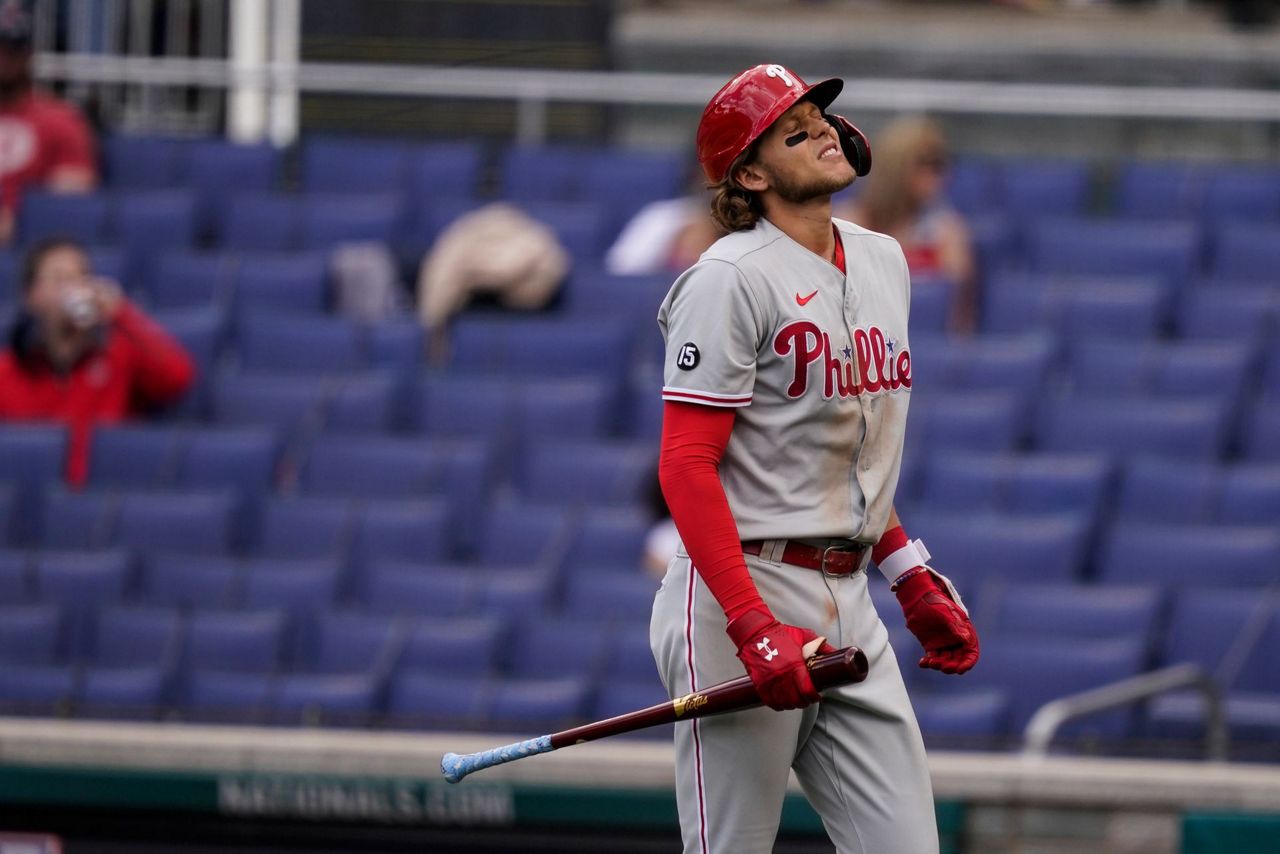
[754, 100, 855, 203]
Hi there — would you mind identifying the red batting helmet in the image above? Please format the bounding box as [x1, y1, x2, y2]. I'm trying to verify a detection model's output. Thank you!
[696, 64, 844, 184]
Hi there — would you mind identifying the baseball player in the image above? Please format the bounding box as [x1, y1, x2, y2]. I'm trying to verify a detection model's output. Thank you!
[650, 64, 980, 854]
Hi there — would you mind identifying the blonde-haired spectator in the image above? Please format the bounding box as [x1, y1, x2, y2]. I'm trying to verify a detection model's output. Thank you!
[841, 115, 977, 334]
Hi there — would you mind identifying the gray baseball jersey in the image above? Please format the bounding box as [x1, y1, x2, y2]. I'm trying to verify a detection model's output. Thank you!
[650, 216, 938, 853]
[656, 215, 912, 545]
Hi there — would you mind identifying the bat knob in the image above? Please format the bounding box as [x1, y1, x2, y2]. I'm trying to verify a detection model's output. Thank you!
[440, 752, 465, 783]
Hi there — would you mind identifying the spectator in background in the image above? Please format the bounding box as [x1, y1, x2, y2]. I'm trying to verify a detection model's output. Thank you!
[839, 115, 977, 334]
[0, 238, 194, 486]
[605, 169, 723, 276]
[0, 0, 98, 245]
[417, 202, 569, 358]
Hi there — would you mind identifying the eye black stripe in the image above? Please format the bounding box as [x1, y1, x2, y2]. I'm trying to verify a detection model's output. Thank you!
[785, 131, 807, 147]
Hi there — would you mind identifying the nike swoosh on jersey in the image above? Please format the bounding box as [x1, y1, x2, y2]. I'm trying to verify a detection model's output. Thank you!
[796, 290, 818, 306]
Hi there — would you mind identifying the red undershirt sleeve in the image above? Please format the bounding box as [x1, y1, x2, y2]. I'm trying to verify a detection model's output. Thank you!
[658, 400, 768, 623]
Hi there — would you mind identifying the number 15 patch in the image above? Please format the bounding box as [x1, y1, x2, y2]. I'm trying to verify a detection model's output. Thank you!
[676, 342, 701, 371]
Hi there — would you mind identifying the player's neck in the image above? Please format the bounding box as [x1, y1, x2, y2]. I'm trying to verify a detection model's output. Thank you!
[763, 197, 836, 264]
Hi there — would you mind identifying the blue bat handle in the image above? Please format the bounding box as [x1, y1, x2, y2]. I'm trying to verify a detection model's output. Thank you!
[441, 735, 554, 783]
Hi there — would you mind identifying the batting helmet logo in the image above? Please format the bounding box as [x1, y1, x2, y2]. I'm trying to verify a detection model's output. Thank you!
[696, 63, 846, 184]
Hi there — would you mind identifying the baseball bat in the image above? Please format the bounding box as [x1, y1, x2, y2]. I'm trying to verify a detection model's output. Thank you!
[440, 645, 868, 784]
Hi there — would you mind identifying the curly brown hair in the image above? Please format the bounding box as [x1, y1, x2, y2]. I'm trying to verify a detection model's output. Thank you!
[707, 147, 764, 233]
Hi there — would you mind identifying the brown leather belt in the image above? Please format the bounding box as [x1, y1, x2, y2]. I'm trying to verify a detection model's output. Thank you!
[741, 539, 867, 575]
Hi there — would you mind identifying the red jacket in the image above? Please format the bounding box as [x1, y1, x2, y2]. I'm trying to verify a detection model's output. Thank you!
[0, 302, 195, 486]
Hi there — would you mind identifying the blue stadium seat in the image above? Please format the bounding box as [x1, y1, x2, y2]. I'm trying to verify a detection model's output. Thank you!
[592, 678, 670, 726]
[912, 690, 1011, 740]
[408, 142, 484, 200]
[1209, 221, 1280, 283]
[139, 554, 240, 609]
[0, 425, 67, 544]
[499, 145, 590, 202]
[256, 497, 355, 559]
[521, 439, 653, 506]
[151, 306, 225, 419]
[1113, 161, 1204, 219]
[302, 137, 410, 194]
[179, 669, 273, 724]
[413, 374, 511, 446]
[234, 251, 328, 314]
[241, 558, 342, 628]
[90, 606, 182, 668]
[212, 372, 327, 437]
[1115, 458, 1220, 523]
[77, 665, 167, 720]
[0, 603, 60, 665]
[114, 490, 236, 557]
[1000, 158, 1091, 218]
[448, 317, 629, 381]
[904, 510, 1092, 588]
[87, 426, 181, 489]
[1158, 589, 1271, 679]
[184, 609, 287, 673]
[100, 135, 189, 188]
[0, 665, 77, 715]
[475, 567, 559, 621]
[114, 190, 198, 257]
[237, 314, 365, 373]
[1035, 395, 1230, 460]
[945, 157, 1001, 215]
[220, 193, 302, 251]
[1062, 340, 1255, 409]
[1240, 401, 1280, 461]
[476, 499, 575, 565]
[1027, 219, 1200, 292]
[949, 635, 1148, 738]
[33, 549, 132, 656]
[1204, 166, 1280, 222]
[1099, 522, 1280, 587]
[1219, 465, 1280, 525]
[38, 489, 115, 550]
[176, 426, 281, 499]
[351, 499, 452, 569]
[1175, 287, 1277, 342]
[18, 191, 110, 245]
[325, 371, 399, 434]
[149, 249, 236, 309]
[486, 675, 590, 729]
[300, 193, 404, 250]
[522, 201, 614, 260]
[581, 150, 684, 225]
[909, 333, 1054, 399]
[366, 319, 425, 386]
[976, 582, 1162, 645]
[187, 140, 280, 234]
[904, 390, 1027, 453]
[919, 452, 1112, 518]
[562, 507, 651, 575]
[603, 624, 660, 682]
[562, 573, 659, 623]
[272, 672, 378, 725]
[0, 550, 30, 601]
[399, 616, 505, 676]
[514, 379, 615, 445]
[301, 611, 403, 676]
[363, 562, 474, 618]
[301, 436, 483, 500]
[386, 672, 486, 728]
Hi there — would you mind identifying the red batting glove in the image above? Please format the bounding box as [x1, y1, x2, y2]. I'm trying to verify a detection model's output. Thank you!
[725, 608, 832, 710]
[894, 570, 980, 675]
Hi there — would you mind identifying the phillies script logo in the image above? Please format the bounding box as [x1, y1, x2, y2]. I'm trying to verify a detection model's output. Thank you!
[773, 321, 911, 399]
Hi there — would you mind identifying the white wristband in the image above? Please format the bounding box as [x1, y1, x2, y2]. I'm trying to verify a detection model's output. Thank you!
[876, 538, 931, 584]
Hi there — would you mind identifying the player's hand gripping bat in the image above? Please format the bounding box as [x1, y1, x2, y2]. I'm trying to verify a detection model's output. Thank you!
[440, 643, 868, 783]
